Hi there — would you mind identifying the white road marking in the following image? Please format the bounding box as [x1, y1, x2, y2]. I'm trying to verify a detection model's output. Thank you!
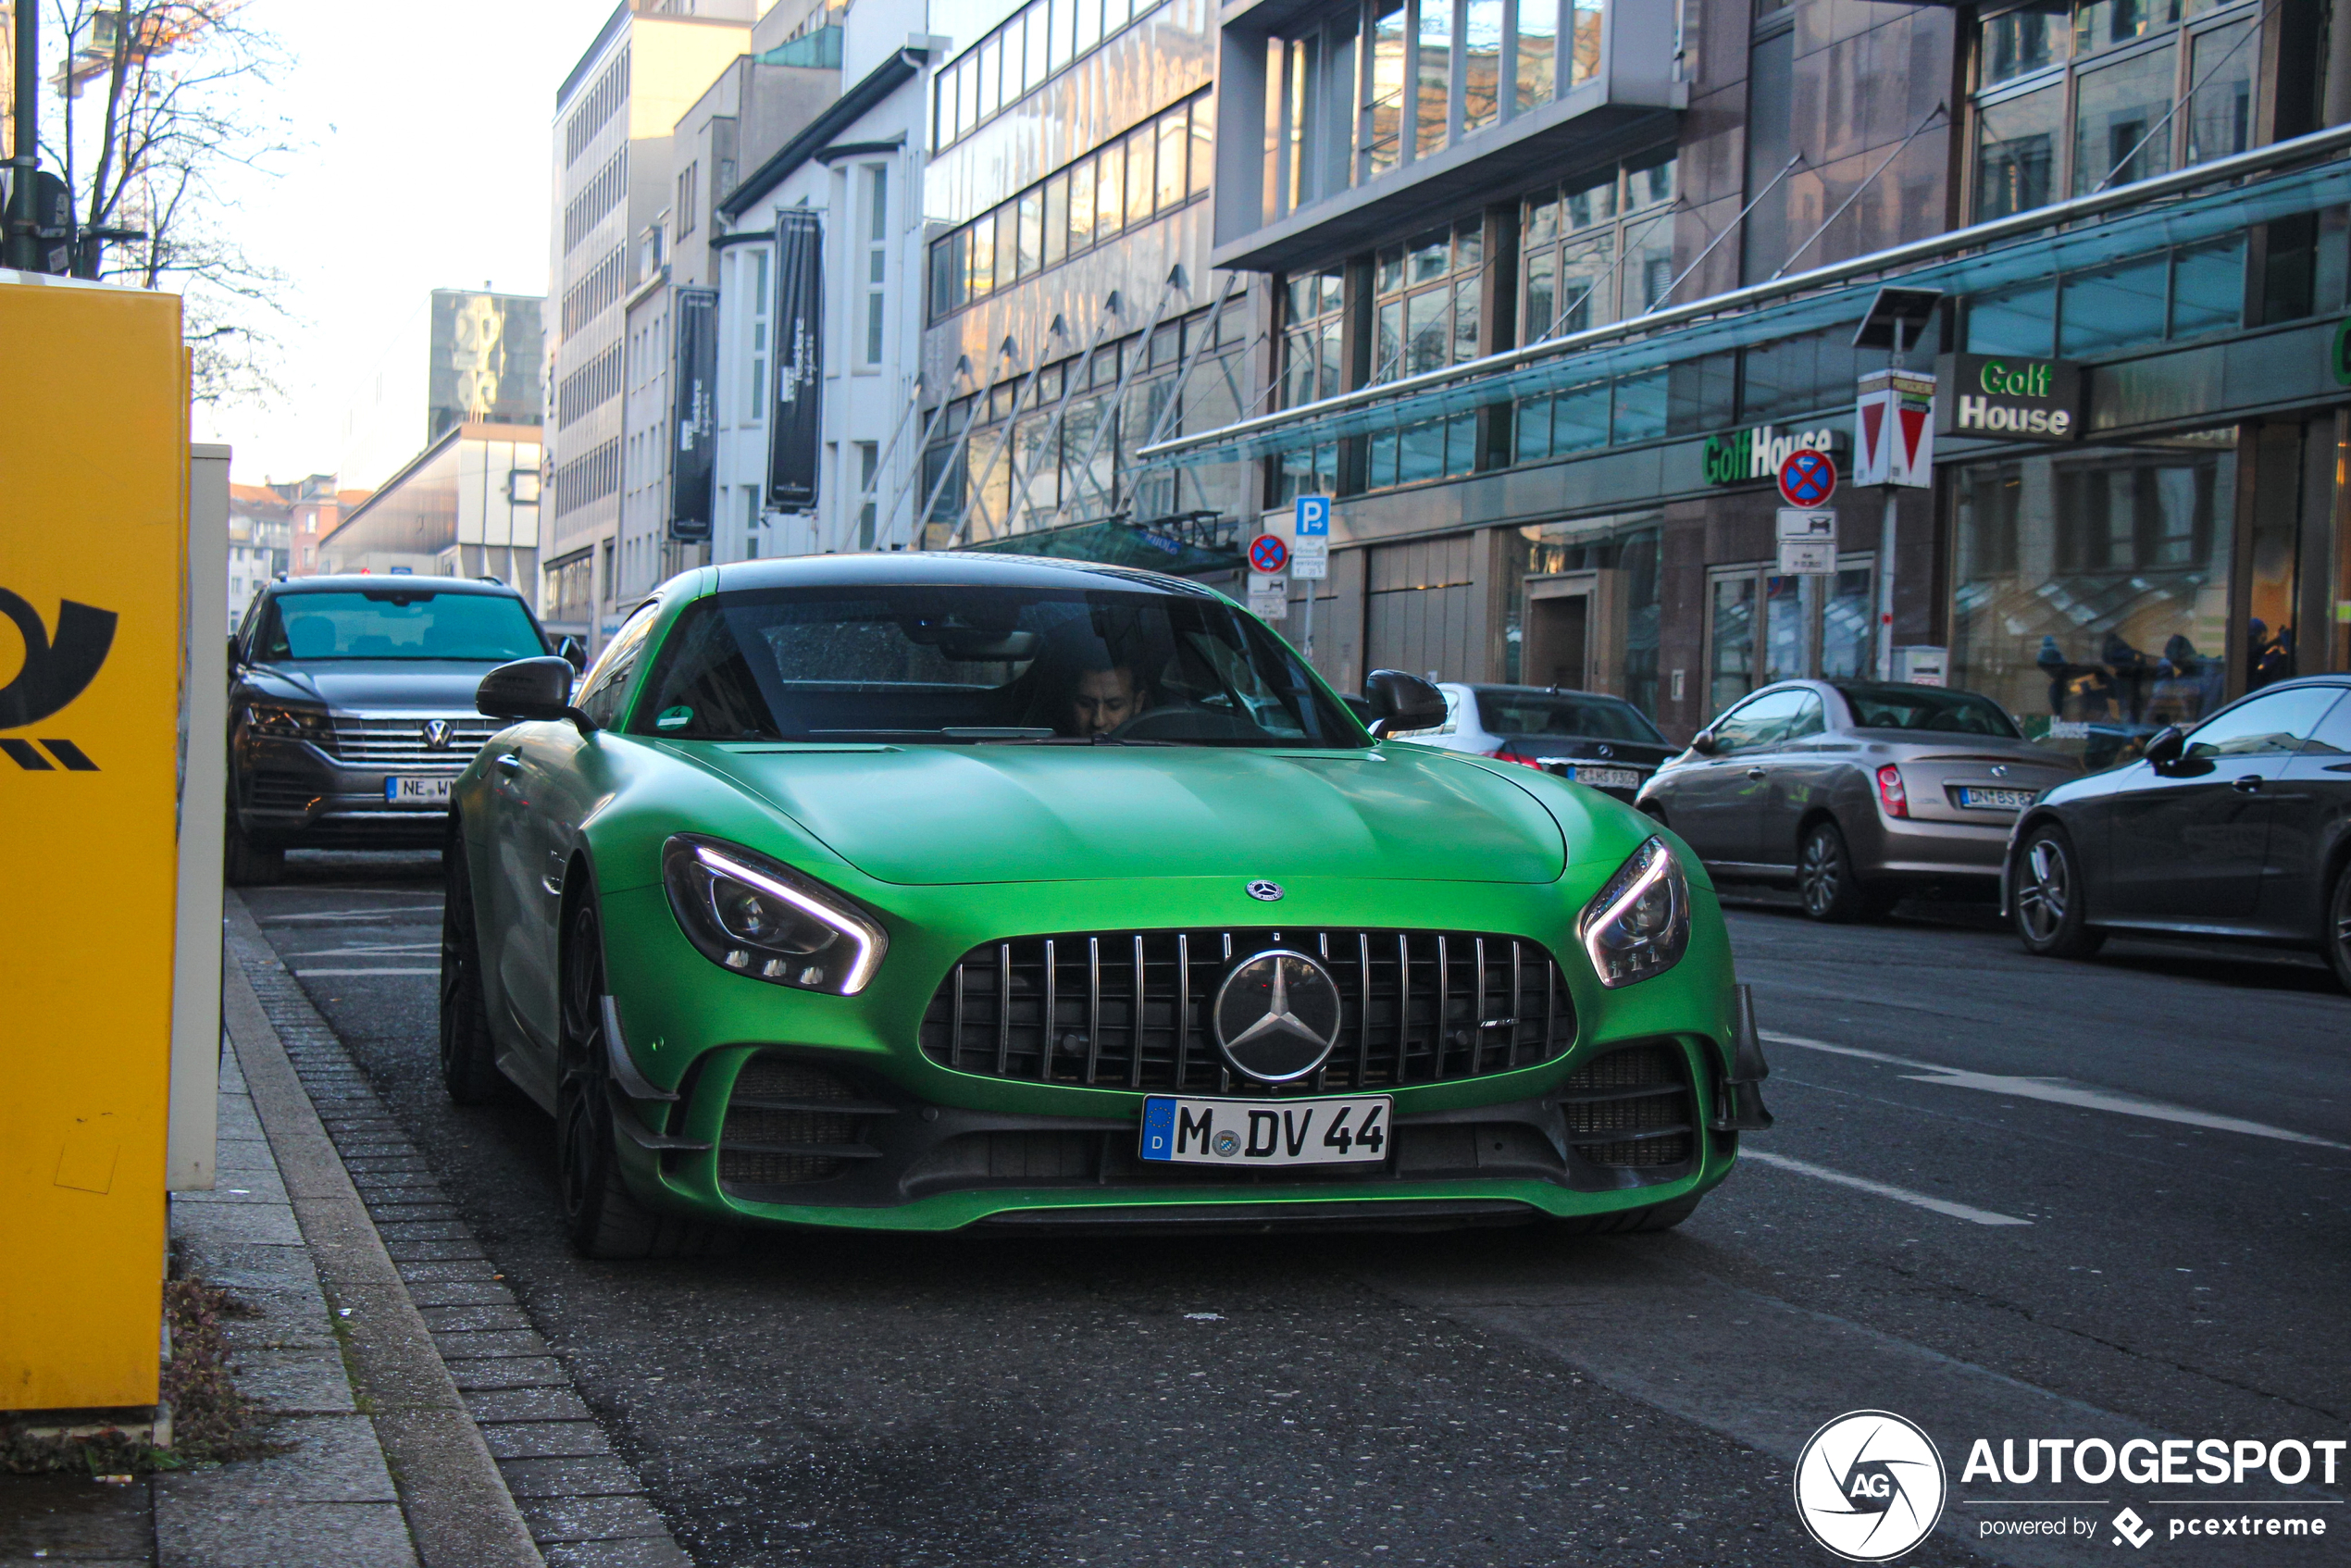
[1740, 1149, 2034, 1226]
[1762, 1030, 2351, 1151]
[290, 942, 439, 957]
[263, 911, 424, 922]
[292, 967, 439, 977]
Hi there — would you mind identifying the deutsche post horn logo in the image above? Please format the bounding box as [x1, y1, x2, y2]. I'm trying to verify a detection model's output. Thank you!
[1792, 1410, 1947, 1561]
[0, 588, 116, 772]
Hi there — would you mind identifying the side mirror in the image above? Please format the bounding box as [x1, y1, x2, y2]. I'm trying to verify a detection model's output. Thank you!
[2141, 725, 2185, 767]
[554, 634, 589, 672]
[1363, 668, 1448, 738]
[1689, 728, 1719, 756]
[478, 656, 594, 732]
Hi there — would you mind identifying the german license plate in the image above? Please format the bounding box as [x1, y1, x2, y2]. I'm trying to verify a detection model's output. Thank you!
[1561, 764, 1641, 790]
[1138, 1094, 1390, 1167]
[1957, 786, 2035, 811]
[385, 775, 455, 806]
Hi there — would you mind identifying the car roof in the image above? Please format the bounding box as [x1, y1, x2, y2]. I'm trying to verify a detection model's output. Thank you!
[1467, 683, 1634, 702]
[268, 575, 523, 597]
[710, 552, 1224, 597]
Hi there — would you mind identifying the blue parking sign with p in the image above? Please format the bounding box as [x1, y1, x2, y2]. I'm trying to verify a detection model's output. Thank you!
[1295, 495, 1331, 535]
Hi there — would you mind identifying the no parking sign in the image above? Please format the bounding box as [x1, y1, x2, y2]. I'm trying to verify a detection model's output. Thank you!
[1777, 447, 1837, 508]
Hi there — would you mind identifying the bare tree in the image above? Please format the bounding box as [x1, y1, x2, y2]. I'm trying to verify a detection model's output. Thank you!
[36, 0, 298, 404]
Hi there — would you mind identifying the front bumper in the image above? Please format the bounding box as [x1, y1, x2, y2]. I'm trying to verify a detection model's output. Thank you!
[234, 737, 469, 848]
[588, 873, 1748, 1232]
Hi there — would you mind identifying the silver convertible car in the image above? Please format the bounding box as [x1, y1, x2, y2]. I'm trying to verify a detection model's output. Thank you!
[1636, 680, 2079, 920]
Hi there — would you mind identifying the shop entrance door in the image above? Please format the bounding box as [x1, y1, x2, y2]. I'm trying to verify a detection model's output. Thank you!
[1520, 570, 1623, 693]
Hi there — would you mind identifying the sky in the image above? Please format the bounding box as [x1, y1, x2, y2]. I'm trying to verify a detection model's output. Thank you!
[193, 0, 617, 485]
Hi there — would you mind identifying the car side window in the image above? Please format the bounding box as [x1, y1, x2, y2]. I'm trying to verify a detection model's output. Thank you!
[2297, 691, 2351, 755]
[2181, 687, 2341, 761]
[576, 605, 660, 729]
[1782, 692, 1825, 743]
[1712, 690, 1810, 753]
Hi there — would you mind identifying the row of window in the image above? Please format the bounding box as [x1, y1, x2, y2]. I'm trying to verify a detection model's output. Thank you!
[927, 93, 1213, 318]
[556, 343, 620, 429]
[1262, 0, 1604, 225]
[932, 0, 1159, 153]
[561, 247, 625, 342]
[564, 148, 628, 256]
[1973, 0, 2258, 219]
[553, 438, 619, 519]
[564, 48, 628, 168]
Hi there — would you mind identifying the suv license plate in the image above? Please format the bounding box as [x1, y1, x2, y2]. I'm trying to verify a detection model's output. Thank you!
[1139, 1094, 1389, 1167]
[1957, 786, 2035, 811]
[386, 776, 455, 806]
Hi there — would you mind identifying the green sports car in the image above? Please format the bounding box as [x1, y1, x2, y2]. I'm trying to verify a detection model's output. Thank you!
[440, 554, 1771, 1257]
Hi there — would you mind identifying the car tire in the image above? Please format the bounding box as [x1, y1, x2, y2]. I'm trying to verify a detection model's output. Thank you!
[224, 819, 284, 886]
[2324, 861, 2351, 996]
[438, 824, 504, 1106]
[1796, 821, 1883, 923]
[2011, 825, 2106, 960]
[555, 895, 717, 1261]
[1556, 1195, 1700, 1236]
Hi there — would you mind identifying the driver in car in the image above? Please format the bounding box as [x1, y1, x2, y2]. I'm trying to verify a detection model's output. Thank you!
[1067, 653, 1153, 736]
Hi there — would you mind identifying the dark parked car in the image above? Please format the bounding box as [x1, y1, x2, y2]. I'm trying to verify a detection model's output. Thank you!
[1638, 680, 2079, 920]
[2006, 675, 2351, 991]
[1392, 682, 1676, 804]
[227, 575, 574, 883]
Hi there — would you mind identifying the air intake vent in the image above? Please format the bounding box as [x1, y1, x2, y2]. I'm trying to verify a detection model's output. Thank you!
[1559, 1043, 1694, 1169]
[717, 1056, 889, 1189]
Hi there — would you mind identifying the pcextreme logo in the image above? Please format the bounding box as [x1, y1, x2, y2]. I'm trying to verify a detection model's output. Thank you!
[1794, 1410, 1949, 1561]
[0, 586, 118, 771]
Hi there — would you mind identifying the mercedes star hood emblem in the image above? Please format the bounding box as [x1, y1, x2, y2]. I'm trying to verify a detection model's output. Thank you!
[1213, 950, 1343, 1083]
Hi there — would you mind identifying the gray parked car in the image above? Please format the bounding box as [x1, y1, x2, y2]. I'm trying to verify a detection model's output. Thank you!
[1636, 680, 2080, 920]
[1393, 682, 1676, 804]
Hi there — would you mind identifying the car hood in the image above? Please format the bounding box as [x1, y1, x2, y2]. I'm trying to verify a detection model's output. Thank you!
[244, 660, 512, 713]
[680, 742, 1569, 886]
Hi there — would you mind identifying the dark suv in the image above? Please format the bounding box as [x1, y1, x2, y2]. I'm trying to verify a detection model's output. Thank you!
[227, 576, 574, 883]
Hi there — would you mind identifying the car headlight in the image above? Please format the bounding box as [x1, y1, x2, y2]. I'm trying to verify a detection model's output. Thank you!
[1575, 836, 1690, 989]
[661, 834, 888, 995]
[245, 703, 335, 745]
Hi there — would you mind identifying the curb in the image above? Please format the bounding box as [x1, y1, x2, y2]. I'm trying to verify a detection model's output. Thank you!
[222, 893, 546, 1568]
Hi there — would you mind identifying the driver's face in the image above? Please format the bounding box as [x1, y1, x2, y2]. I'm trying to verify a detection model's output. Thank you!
[1072, 666, 1140, 735]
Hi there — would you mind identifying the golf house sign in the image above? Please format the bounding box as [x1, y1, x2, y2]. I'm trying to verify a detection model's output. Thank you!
[1934, 353, 2083, 442]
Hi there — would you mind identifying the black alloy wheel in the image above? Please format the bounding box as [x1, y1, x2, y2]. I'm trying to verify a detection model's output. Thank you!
[554, 895, 715, 1260]
[1796, 820, 1885, 923]
[438, 824, 504, 1104]
[2011, 825, 2107, 959]
[2327, 863, 2351, 996]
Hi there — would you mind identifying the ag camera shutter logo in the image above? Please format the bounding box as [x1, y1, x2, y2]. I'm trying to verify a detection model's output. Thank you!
[1794, 1410, 1947, 1561]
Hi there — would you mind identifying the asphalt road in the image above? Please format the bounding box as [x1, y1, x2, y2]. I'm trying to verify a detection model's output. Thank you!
[242, 857, 2351, 1568]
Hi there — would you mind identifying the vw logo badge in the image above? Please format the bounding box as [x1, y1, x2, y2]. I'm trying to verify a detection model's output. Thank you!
[1213, 950, 1343, 1083]
[421, 719, 454, 751]
[1246, 879, 1283, 902]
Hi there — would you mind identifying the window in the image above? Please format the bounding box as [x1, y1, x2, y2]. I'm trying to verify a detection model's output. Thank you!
[935, 0, 1155, 153]
[1704, 559, 1876, 713]
[864, 166, 889, 367]
[2183, 686, 2343, 758]
[676, 162, 698, 239]
[746, 248, 770, 425]
[1970, 0, 2261, 223]
[578, 603, 660, 728]
[1710, 688, 1817, 753]
[1519, 149, 1676, 346]
[855, 442, 879, 548]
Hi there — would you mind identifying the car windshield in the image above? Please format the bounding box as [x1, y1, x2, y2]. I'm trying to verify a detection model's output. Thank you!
[1834, 682, 2021, 737]
[255, 590, 543, 662]
[1474, 690, 1664, 743]
[634, 585, 1367, 748]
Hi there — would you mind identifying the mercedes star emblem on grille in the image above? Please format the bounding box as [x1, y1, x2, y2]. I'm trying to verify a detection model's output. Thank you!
[1596, 744, 1614, 759]
[1212, 950, 1343, 1083]
[421, 719, 454, 750]
[1246, 879, 1283, 902]
[1990, 764, 2009, 778]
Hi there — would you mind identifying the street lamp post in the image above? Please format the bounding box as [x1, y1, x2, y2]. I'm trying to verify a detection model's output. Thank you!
[6, 0, 39, 272]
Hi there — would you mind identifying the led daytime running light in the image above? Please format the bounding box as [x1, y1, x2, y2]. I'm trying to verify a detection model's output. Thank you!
[1575, 836, 1692, 989]
[691, 844, 883, 994]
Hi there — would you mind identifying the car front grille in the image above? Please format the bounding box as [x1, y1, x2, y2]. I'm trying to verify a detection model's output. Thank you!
[717, 1055, 889, 1190]
[919, 928, 1574, 1094]
[1559, 1042, 1694, 1169]
[330, 715, 503, 770]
